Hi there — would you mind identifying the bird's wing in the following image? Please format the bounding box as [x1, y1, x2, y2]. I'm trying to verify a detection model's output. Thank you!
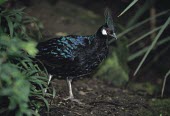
[37, 35, 94, 63]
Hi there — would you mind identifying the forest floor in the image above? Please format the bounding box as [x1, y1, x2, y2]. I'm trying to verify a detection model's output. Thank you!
[23, 0, 169, 115]
[40, 78, 155, 116]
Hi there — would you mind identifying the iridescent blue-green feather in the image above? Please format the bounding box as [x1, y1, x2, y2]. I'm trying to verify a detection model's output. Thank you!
[37, 35, 95, 61]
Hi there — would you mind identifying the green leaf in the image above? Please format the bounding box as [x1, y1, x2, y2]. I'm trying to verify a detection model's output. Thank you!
[161, 69, 170, 97]
[109, 9, 170, 44]
[134, 16, 170, 75]
[21, 41, 38, 56]
[0, 0, 7, 5]
[127, 25, 162, 47]
[5, 16, 14, 38]
[118, 0, 138, 17]
[127, 0, 154, 27]
[128, 36, 170, 61]
[0, 7, 49, 116]
[34, 95, 49, 112]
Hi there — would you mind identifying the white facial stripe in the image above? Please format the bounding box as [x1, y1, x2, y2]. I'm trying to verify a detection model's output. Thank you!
[102, 29, 107, 35]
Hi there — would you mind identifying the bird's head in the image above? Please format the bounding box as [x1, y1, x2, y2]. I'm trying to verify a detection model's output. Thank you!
[101, 8, 117, 40]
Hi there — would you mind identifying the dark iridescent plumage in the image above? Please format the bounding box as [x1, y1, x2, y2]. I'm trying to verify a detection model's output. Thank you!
[36, 8, 117, 103]
[37, 25, 109, 78]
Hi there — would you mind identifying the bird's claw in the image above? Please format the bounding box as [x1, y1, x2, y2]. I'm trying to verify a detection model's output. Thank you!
[64, 96, 85, 105]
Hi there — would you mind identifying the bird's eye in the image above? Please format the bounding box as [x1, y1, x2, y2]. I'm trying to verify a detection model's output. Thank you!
[102, 28, 107, 35]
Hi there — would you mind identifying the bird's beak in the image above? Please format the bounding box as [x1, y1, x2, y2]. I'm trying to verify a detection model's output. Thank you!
[111, 33, 117, 40]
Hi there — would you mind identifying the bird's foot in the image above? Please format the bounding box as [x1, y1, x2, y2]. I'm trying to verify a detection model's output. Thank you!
[64, 96, 85, 105]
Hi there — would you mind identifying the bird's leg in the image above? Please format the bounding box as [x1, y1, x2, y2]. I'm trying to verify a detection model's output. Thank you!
[65, 77, 74, 99]
[45, 74, 53, 93]
[48, 74, 53, 85]
[64, 77, 84, 104]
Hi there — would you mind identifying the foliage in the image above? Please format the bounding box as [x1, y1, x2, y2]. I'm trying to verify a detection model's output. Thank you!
[119, 1, 170, 97]
[161, 69, 170, 97]
[99, 0, 170, 90]
[128, 82, 160, 95]
[149, 98, 170, 115]
[0, 6, 49, 116]
[116, 1, 170, 76]
[0, 0, 7, 5]
[118, 0, 139, 17]
[111, 1, 170, 72]
[133, 17, 170, 75]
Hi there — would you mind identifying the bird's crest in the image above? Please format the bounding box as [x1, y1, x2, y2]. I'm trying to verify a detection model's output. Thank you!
[104, 8, 114, 31]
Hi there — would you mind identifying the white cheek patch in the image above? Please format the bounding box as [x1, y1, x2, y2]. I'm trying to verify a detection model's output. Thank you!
[102, 29, 107, 35]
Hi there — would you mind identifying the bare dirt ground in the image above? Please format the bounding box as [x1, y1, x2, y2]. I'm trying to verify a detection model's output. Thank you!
[40, 78, 154, 116]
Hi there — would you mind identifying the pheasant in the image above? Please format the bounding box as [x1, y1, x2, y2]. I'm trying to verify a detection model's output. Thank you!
[36, 8, 117, 103]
